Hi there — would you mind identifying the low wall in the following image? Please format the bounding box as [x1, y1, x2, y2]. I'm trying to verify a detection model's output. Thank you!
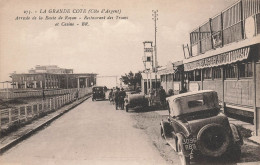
[0, 88, 91, 99]
[0, 88, 92, 133]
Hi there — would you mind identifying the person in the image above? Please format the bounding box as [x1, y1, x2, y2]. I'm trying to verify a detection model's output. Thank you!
[118, 88, 126, 110]
[114, 87, 120, 110]
[108, 89, 113, 104]
[75, 89, 79, 100]
[179, 82, 187, 94]
[159, 86, 166, 107]
[148, 88, 155, 106]
[168, 89, 174, 96]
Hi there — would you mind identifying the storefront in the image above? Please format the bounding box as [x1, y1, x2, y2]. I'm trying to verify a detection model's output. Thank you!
[158, 61, 184, 95]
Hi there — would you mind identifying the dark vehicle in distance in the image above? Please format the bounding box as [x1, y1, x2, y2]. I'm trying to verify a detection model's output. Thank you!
[160, 90, 243, 165]
[92, 86, 106, 101]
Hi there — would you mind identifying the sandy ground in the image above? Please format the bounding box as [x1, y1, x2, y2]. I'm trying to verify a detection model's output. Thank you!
[129, 109, 260, 165]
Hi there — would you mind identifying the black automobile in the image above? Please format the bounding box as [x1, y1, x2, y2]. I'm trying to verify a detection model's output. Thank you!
[160, 90, 243, 165]
[92, 86, 106, 101]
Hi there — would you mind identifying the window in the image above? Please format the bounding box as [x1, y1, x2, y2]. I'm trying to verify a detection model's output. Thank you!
[195, 70, 201, 81]
[225, 64, 237, 79]
[239, 62, 253, 78]
[188, 100, 204, 108]
[174, 72, 181, 81]
[203, 68, 212, 79]
[187, 71, 194, 81]
[213, 67, 222, 79]
[161, 75, 166, 82]
[167, 74, 173, 81]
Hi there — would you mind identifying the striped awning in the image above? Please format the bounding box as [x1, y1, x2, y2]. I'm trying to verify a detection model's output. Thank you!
[184, 47, 250, 71]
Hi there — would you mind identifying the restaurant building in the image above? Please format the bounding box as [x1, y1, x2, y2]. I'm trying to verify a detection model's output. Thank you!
[158, 61, 184, 95]
[182, 0, 260, 135]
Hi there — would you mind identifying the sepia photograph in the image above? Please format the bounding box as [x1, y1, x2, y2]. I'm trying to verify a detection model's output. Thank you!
[0, 0, 260, 164]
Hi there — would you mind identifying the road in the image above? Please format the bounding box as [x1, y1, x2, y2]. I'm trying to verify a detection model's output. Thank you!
[0, 99, 168, 165]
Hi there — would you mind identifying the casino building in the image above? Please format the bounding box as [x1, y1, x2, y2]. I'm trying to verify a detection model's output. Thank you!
[10, 65, 97, 89]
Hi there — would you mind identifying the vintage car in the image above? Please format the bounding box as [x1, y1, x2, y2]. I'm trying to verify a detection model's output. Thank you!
[92, 86, 106, 101]
[125, 92, 149, 112]
[160, 90, 243, 165]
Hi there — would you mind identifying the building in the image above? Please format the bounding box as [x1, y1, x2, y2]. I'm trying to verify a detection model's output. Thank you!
[181, 0, 260, 135]
[158, 61, 184, 95]
[10, 65, 97, 89]
[28, 65, 73, 74]
[141, 71, 160, 94]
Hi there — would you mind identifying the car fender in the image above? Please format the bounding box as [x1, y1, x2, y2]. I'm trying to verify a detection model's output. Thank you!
[160, 120, 171, 136]
[160, 120, 177, 151]
[176, 133, 190, 157]
[230, 123, 243, 145]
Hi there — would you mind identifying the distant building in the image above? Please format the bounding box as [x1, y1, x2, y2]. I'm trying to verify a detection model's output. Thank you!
[10, 65, 97, 89]
[28, 65, 73, 74]
[141, 71, 160, 94]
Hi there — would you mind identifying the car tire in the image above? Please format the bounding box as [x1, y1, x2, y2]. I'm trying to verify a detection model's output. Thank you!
[197, 124, 230, 157]
[228, 144, 241, 160]
[177, 139, 190, 165]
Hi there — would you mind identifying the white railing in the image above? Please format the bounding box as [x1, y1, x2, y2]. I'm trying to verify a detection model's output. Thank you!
[0, 88, 92, 133]
[0, 88, 91, 99]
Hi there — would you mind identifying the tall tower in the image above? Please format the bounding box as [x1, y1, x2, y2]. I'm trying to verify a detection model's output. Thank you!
[142, 41, 154, 70]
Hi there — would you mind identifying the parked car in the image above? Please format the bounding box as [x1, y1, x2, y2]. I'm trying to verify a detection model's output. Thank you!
[160, 90, 243, 165]
[125, 92, 149, 112]
[92, 86, 106, 101]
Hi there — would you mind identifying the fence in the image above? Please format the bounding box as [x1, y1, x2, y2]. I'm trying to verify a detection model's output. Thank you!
[0, 88, 88, 99]
[0, 87, 92, 133]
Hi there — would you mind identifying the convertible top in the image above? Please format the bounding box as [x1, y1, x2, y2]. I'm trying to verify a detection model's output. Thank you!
[166, 90, 219, 117]
[166, 90, 215, 101]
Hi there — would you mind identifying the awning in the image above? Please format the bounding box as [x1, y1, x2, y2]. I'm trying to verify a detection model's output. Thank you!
[184, 47, 250, 71]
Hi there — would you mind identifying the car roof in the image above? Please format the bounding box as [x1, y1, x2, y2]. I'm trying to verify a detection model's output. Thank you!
[167, 90, 216, 100]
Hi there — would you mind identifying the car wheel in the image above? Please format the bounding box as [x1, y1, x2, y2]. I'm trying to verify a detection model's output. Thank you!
[177, 140, 190, 165]
[197, 124, 230, 157]
[126, 105, 128, 112]
[228, 144, 241, 160]
[160, 126, 165, 139]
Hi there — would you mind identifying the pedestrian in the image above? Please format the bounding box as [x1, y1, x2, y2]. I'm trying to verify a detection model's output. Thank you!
[114, 87, 120, 110]
[159, 86, 166, 108]
[168, 89, 174, 96]
[75, 89, 79, 100]
[109, 89, 113, 104]
[148, 88, 155, 106]
[118, 88, 126, 110]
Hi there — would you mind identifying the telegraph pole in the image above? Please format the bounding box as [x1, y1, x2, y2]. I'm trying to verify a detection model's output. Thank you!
[152, 10, 158, 90]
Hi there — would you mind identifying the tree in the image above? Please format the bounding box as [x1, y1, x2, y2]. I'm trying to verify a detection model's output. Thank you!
[121, 71, 142, 90]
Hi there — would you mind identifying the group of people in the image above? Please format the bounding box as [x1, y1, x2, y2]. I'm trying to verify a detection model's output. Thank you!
[109, 87, 126, 110]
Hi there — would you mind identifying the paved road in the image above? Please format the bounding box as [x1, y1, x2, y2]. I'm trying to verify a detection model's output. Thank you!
[0, 99, 168, 165]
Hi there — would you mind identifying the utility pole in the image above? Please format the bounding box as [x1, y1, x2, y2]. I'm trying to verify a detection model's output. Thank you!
[152, 10, 158, 90]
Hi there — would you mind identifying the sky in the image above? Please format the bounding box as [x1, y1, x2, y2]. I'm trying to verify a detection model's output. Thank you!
[0, 0, 238, 82]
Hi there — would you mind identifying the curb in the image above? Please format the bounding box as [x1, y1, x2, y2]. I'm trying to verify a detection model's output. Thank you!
[0, 95, 91, 154]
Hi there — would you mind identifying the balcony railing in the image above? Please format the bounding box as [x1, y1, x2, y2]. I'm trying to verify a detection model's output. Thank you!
[189, 0, 260, 57]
